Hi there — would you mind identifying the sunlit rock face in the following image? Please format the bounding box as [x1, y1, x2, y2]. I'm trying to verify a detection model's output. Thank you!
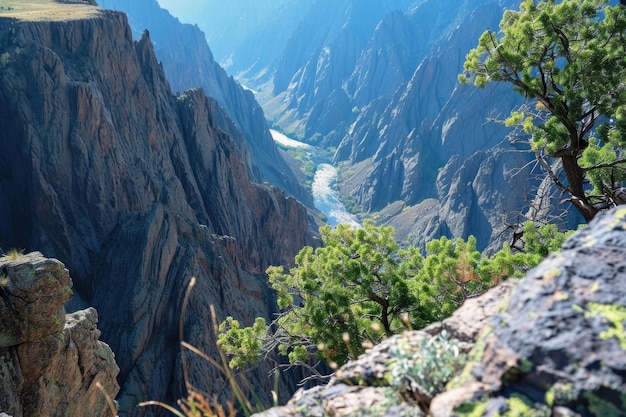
[0, 252, 119, 417]
[0, 8, 312, 416]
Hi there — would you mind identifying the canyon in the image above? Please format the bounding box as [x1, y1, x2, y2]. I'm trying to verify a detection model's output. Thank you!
[2, 0, 621, 416]
[151, 0, 585, 254]
[0, 3, 312, 415]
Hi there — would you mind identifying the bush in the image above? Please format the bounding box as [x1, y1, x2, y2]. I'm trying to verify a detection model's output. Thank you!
[389, 330, 466, 398]
[218, 221, 573, 373]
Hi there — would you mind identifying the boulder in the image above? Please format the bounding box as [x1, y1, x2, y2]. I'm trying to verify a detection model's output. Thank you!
[431, 207, 626, 416]
[253, 207, 626, 416]
[0, 252, 119, 417]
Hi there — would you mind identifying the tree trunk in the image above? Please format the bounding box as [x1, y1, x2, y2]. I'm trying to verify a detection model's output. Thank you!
[561, 154, 598, 222]
[369, 293, 391, 334]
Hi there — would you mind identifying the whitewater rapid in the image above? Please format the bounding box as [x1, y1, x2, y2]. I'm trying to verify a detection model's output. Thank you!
[270, 129, 360, 228]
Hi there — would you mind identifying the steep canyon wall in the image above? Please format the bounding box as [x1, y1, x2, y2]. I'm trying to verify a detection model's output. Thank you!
[0, 8, 311, 416]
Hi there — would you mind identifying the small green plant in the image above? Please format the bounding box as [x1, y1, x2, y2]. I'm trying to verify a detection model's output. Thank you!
[545, 382, 575, 407]
[585, 303, 626, 349]
[454, 399, 489, 417]
[302, 160, 315, 178]
[217, 317, 268, 369]
[339, 194, 360, 215]
[505, 393, 551, 417]
[389, 330, 467, 399]
[0, 52, 10, 67]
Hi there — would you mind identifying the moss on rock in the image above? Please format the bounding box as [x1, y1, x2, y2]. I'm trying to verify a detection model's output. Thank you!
[585, 303, 626, 349]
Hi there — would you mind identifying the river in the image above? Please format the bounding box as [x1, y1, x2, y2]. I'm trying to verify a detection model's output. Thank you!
[270, 129, 360, 228]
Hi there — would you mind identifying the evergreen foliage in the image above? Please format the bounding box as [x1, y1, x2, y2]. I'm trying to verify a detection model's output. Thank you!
[217, 221, 573, 371]
[460, 0, 626, 222]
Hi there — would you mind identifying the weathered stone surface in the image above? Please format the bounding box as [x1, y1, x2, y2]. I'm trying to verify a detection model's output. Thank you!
[430, 207, 626, 416]
[0, 252, 119, 417]
[254, 207, 626, 417]
[0, 253, 71, 349]
[426, 280, 517, 344]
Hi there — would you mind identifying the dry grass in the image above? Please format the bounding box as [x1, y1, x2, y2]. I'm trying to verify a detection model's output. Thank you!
[0, 0, 100, 22]
[4, 248, 24, 260]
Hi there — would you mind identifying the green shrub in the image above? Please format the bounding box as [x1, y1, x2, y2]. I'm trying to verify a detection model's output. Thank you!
[389, 330, 467, 397]
[218, 221, 572, 372]
[217, 317, 268, 369]
[0, 52, 10, 67]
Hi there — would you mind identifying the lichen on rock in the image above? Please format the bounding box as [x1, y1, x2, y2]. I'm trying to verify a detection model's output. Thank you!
[432, 207, 626, 416]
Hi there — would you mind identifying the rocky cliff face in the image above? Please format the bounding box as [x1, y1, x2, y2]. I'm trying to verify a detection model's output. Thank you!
[253, 207, 626, 417]
[267, 0, 415, 143]
[336, 0, 543, 252]
[148, 0, 586, 250]
[0, 252, 119, 417]
[98, 0, 312, 207]
[0, 7, 312, 416]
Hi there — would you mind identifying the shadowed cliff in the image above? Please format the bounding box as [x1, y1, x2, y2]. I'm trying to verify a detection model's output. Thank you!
[0, 6, 312, 416]
[98, 0, 313, 208]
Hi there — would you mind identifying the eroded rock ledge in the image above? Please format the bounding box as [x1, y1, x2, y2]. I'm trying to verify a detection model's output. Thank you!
[0, 252, 119, 417]
[255, 207, 626, 417]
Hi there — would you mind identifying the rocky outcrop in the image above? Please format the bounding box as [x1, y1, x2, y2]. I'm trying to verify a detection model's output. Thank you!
[253, 207, 626, 416]
[0, 252, 119, 417]
[0, 8, 312, 416]
[431, 207, 626, 416]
